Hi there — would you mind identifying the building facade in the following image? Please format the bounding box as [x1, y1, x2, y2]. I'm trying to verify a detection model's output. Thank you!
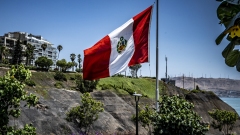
[0, 32, 58, 68]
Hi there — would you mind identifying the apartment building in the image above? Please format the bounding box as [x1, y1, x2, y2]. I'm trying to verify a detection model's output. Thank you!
[0, 32, 58, 68]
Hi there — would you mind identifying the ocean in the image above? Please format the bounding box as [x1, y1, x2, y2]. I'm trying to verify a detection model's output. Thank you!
[220, 97, 240, 115]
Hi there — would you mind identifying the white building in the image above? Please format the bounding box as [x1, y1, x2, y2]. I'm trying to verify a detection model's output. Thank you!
[0, 32, 58, 68]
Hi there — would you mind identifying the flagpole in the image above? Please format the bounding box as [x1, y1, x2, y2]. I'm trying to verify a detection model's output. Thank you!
[155, 0, 159, 111]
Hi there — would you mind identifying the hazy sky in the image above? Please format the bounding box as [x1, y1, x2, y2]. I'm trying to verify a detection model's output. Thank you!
[1, 0, 239, 79]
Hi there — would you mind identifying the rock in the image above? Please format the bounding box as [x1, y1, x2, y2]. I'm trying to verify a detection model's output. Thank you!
[9, 89, 147, 135]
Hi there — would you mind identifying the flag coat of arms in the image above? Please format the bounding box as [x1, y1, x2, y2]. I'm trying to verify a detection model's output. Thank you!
[83, 5, 153, 80]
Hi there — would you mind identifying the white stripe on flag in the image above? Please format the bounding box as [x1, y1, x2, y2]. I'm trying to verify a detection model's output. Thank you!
[108, 18, 134, 76]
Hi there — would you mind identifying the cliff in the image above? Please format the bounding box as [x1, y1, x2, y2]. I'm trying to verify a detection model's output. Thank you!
[0, 68, 239, 135]
[173, 77, 240, 97]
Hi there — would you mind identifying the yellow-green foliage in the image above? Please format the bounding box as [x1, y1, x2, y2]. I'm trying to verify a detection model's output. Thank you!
[98, 77, 162, 99]
[30, 72, 76, 89]
[66, 93, 104, 134]
[208, 109, 238, 135]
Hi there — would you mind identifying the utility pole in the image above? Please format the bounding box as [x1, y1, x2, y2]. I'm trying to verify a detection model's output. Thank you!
[165, 56, 167, 80]
[194, 78, 195, 90]
[183, 74, 184, 89]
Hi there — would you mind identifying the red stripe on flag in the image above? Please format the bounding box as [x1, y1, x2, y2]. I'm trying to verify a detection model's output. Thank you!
[83, 36, 111, 80]
[129, 5, 152, 66]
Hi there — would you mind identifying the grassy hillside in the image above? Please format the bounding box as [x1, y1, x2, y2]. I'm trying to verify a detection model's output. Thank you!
[0, 67, 163, 100]
[28, 72, 163, 100]
[97, 77, 164, 99]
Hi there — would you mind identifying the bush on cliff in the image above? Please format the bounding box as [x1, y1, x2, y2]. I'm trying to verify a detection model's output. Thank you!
[0, 64, 38, 134]
[75, 74, 98, 93]
[54, 71, 67, 81]
[208, 109, 238, 135]
[66, 92, 104, 134]
[134, 95, 209, 135]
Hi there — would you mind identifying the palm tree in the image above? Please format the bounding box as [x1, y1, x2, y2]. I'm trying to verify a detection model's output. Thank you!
[70, 53, 76, 71]
[25, 43, 35, 66]
[74, 62, 78, 72]
[41, 43, 47, 56]
[77, 54, 82, 70]
[57, 45, 63, 59]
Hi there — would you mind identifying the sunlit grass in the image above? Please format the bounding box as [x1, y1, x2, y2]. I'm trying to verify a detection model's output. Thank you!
[98, 77, 163, 99]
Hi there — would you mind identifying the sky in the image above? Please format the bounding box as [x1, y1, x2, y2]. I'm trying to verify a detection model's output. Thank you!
[1, 0, 240, 80]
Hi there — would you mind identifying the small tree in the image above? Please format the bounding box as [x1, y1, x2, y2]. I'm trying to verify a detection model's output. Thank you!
[56, 59, 74, 72]
[75, 74, 99, 93]
[56, 59, 67, 71]
[77, 54, 82, 71]
[54, 71, 67, 81]
[132, 105, 155, 135]
[208, 109, 238, 135]
[129, 64, 142, 78]
[0, 64, 38, 134]
[196, 85, 200, 90]
[66, 92, 104, 134]
[152, 95, 208, 135]
[35, 56, 53, 71]
[70, 53, 76, 71]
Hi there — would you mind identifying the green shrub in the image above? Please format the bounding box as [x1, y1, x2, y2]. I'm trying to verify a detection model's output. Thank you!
[142, 94, 148, 97]
[123, 87, 135, 95]
[2, 59, 9, 64]
[66, 93, 104, 134]
[196, 85, 200, 90]
[54, 82, 64, 89]
[25, 80, 36, 87]
[208, 91, 216, 95]
[191, 89, 201, 93]
[54, 71, 67, 81]
[75, 74, 99, 93]
[191, 89, 206, 94]
[112, 74, 125, 77]
[25, 66, 38, 70]
[70, 77, 75, 80]
[0, 63, 9, 68]
[181, 88, 190, 94]
[208, 109, 238, 135]
[100, 84, 112, 90]
[75, 68, 82, 73]
[152, 95, 209, 135]
[70, 86, 76, 90]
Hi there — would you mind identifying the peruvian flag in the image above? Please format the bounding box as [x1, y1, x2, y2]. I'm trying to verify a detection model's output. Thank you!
[83, 5, 153, 80]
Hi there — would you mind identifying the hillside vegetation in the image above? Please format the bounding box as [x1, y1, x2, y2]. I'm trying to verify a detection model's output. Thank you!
[27, 70, 164, 100]
[1, 67, 240, 134]
[97, 77, 164, 99]
[0, 67, 163, 99]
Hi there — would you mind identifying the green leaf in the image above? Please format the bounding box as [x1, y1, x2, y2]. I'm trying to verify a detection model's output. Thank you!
[216, 32, 227, 45]
[225, 50, 240, 67]
[236, 57, 240, 72]
[222, 39, 236, 58]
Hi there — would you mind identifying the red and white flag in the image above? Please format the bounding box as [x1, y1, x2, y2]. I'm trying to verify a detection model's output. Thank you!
[83, 5, 153, 80]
